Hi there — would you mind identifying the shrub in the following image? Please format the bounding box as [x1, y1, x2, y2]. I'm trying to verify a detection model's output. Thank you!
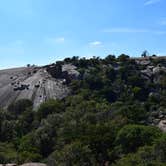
[115, 124, 161, 154]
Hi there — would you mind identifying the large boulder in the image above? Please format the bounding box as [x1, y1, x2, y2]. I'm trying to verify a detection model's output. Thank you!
[46, 63, 62, 78]
[141, 68, 153, 78]
[46, 63, 80, 82]
[153, 66, 166, 74]
[136, 59, 151, 65]
[62, 64, 80, 79]
[158, 120, 166, 132]
[20, 163, 47, 166]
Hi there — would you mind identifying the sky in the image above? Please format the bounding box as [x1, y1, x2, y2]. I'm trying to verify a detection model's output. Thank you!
[0, 0, 166, 69]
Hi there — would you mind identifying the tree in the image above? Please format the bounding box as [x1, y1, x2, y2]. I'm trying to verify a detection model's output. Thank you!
[105, 55, 116, 64]
[18, 134, 42, 163]
[0, 142, 17, 164]
[141, 50, 149, 58]
[8, 99, 33, 117]
[47, 141, 96, 166]
[37, 99, 64, 119]
[119, 104, 147, 123]
[153, 133, 166, 162]
[16, 108, 34, 137]
[33, 119, 57, 157]
[0, 119, 16, 141]
[118, 54, 130, 62]
[115, 124, 161, 154]
[105, 67, 116, 81]
[112, 148, 165, 166]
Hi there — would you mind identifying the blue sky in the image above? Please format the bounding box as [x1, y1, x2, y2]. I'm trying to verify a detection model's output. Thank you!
[0, 0, 166, 68]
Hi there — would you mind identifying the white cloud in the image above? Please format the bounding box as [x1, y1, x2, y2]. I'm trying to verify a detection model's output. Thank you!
[144, 0, 161, 6]
[103, 28, 166, 34]
[89, 41, 102, 47]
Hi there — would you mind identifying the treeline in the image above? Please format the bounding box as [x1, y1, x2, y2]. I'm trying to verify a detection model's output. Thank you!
[0, 54, 166, 165]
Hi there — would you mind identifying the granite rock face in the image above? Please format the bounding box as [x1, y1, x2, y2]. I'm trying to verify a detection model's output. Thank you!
[0, 64, 79, 109]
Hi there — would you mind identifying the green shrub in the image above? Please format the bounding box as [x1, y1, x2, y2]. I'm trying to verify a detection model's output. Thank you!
[115, 124, 161, 154]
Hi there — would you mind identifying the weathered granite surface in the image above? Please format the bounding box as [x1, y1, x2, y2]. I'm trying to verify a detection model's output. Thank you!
[0, 64, 75, 109]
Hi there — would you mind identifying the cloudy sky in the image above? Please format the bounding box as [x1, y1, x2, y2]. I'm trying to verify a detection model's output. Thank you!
[0, 0, 166, 68]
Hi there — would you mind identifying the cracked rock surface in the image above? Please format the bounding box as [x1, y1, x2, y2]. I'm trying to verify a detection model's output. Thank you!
[0, 66, 70, 109]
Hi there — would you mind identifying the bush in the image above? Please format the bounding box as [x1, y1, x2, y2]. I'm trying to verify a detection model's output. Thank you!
[119, 104, 147, 123]
[47, 141, 96, 166]
[18, 134, 42, 163]
[37, 99, 64, 119]
[8, 99, 33, 116]
[115, 124, 161, 154]
[0, 142, 17, 164]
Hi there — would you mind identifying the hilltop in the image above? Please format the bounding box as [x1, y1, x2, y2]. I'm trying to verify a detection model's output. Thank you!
[0, 55, 165, 109]
[0, 54, 166, 166]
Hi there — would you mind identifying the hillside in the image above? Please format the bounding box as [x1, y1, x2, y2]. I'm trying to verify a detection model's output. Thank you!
[0, 64, 79, 109]
[0, 55, 166, 166]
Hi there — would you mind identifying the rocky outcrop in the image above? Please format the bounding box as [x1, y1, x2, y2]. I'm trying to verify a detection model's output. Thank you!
[62, 64, 80, 79]
[0, 163, 47, 166]
[148, 110, 166, 132]
[136, 59, 151, 66]
[46, 63, 62, 78]
[0, 164, 17, 166]
[158, 120, 166, 132]
[46, 63, 80, 83]
[140, 62, 166, 83]
[0, 66, 70, 109]
[20, 163, 47, 166]
[0, 63, 80, 109]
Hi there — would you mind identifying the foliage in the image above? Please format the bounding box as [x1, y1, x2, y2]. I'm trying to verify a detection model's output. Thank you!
[0, 142, 17, 164]
[8, 99, 33, 117]
[0, 55, 166, 165]
[115, 124, 161, 154]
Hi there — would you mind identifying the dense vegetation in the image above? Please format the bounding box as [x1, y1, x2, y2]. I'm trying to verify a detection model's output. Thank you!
[0, 54, 166, 165]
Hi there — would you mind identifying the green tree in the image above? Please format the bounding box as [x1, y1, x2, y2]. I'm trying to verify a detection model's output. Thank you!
[8, 99, 33, 117]
[115, 124, 161, 154]
[37, 99, 64, 119]
[18, 134, 42, 163]
[47, 141, 96, 166]
[141, 50, 149, 57]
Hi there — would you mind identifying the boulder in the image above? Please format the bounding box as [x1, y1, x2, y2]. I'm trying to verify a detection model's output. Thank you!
[153, 66, 166, 74]
[141, 68, 153, 78]
[159, 114, 164, 119]
[153, 119, 160, 125]
[62, 64, 80, 79]
[20, 163, 47, 166]
[153, 66, 161, 74]
[158, 120, 166, 132]
[149, 92, 160, 99]
[136, 59, 150, 65]
[46, 64, 62, 78]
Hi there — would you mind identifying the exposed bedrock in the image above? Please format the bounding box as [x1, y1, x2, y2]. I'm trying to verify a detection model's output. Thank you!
[0, 64, 79, 109]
